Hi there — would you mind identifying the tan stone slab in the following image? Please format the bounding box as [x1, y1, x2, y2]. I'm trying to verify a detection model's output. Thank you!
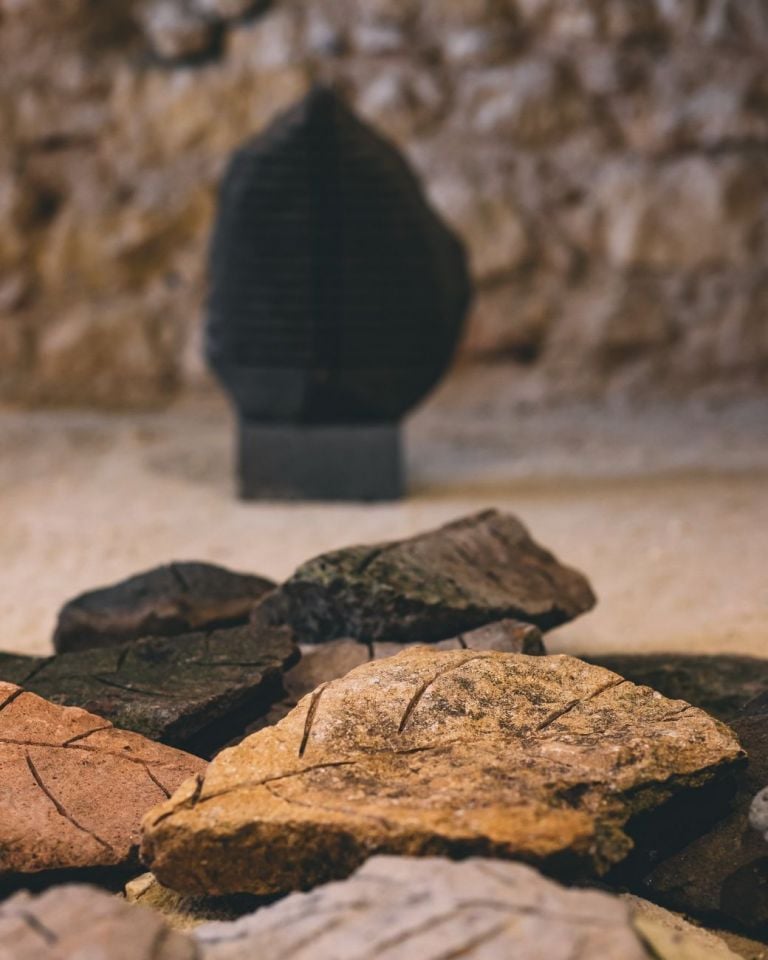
[193, 855, 739, 960]
[142, 648, 741, 896]
[0, 884, 196, 960]
[0, 682, 205, 879]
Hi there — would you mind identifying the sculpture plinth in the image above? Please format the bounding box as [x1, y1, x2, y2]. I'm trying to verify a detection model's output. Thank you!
[205, 86, 472, 501]
[238, 423, 400, 501]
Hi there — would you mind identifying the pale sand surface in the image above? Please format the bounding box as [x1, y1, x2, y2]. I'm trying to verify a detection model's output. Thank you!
[1, 380, 766, 658]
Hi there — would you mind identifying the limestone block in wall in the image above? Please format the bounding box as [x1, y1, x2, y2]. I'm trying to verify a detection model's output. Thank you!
[227, 8, 302, 69]
[439, 23, 516, 64]
[34, 302, 179, 407]
[595, 157, 767, 270]
[354, 66, 445, 140]
[542, 271, 676, 371]
[608, 48, 768, 154]
[459, 57, 591, 144]
[108, 60, 309, 161]
[141, 0, 221, 61]
[195, 0, 266, 19]
[0, 174, 28, 270]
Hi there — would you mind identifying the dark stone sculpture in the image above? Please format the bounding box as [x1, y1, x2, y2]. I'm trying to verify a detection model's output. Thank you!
[205, 86, 472, 500]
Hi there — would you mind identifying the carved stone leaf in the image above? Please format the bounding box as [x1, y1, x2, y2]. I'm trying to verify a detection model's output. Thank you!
[0, 624, 298, 756]
[54, 561, 275, 653]
[256, 509, 596, 644]
[141, 648, 741, 897]
[0, 682, 205, 879]
[0, 884, 197, 960]
[193, 855, 739, 960]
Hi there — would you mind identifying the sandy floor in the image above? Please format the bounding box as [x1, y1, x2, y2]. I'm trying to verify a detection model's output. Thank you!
[1, 379, 767, 658]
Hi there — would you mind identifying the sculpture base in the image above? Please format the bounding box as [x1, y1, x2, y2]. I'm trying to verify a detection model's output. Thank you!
[238, 422, 403, 502]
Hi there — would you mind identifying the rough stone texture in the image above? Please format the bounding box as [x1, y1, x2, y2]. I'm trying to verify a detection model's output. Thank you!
[54, 561, 275, 653]
[1, 0, 768, 408]
[126, 872, 257, 930]
[0, 623, 298, 755]
[644, 697, 768, 935]
[256, 509, 595, 644]
[0, 884, 197, 959]
[0, 682, 205, 879]
[191, 855, 737, 959]
[585, 654, 768, 722]
[141, 647, 742, 896]
[249, 619, 545, 733]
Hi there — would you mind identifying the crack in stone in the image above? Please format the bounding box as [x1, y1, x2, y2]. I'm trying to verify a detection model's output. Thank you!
[142, 762, 172, 799]
[168, 562, 192, 594]
[187, 660, 267, 668]
[426, 921, 508, 960]
[187, 738, 466, 813]
[0, 736, 182, 774]
[15, 911, 58, 946]
[193, 760, 361, 809]
[115, 646, 131, 672]
[62, 725, 113, 746]
[263, 780, 393, 829]
[299, 682, 328, 757]
[150, 773, 203, 827]
[0, 686, 25, 714]
[93, 675, 180, 698]
[534, 677, 628, 733]
[354, 546, 389, 577]
[147, 923, 173, 960]
[15, 658, 54, 687]
[25, 752, 114, 853]
[398, 655, 489, 734]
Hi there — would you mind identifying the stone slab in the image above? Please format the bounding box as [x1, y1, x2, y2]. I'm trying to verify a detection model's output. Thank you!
[141, 648, 741, 896]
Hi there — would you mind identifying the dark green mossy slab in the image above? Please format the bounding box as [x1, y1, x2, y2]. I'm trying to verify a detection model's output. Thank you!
[0, 624, 298, 757]
[256, 510, 596, 644]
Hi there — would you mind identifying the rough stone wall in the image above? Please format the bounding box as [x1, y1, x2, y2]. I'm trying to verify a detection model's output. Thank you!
[1, 0, 767, 407]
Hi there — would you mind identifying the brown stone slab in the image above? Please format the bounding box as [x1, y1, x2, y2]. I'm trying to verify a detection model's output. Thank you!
[142, 648, 740, 896]
[54, 561, 275, 653]
[0, 682, 205, 881]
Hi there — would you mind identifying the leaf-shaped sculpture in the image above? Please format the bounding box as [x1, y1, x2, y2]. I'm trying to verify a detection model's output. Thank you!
[205, 85, 472, 499]
[0, 682, 204, 881]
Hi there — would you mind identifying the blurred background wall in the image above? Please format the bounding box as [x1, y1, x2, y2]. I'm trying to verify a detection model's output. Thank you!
[1, 0, 767, 409]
